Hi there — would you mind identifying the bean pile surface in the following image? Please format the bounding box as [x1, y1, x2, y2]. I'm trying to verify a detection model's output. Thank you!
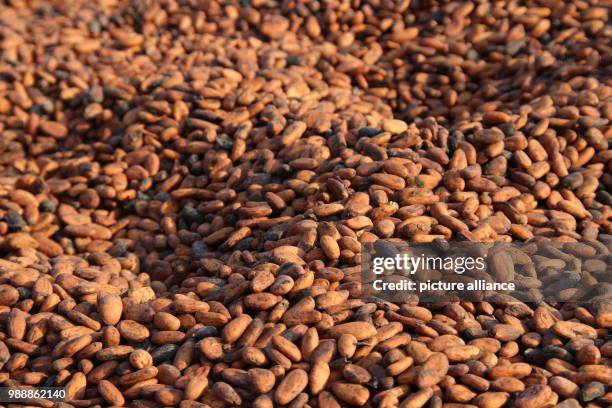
[0, 0, 610, 407]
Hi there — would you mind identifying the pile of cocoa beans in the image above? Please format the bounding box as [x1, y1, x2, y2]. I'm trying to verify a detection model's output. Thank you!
[0, 0, 610, 407]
